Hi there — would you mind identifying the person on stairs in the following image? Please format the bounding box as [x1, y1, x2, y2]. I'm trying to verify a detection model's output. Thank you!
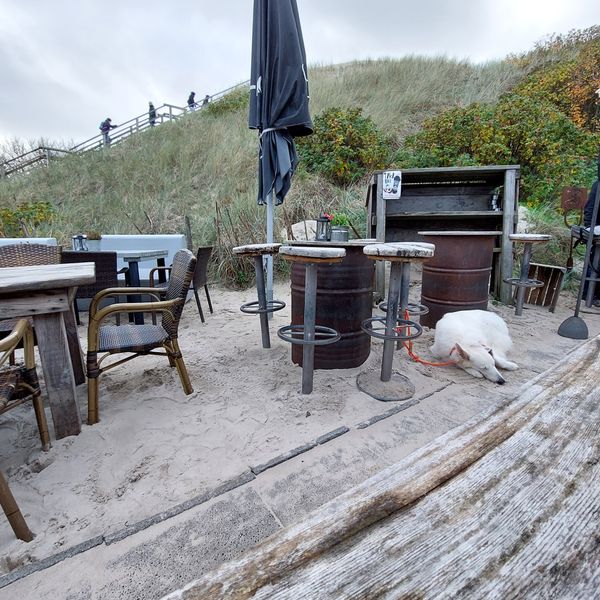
[148, 102, 157, 127]
[99, 118, 117, 146]
[187, 91, 197, 111]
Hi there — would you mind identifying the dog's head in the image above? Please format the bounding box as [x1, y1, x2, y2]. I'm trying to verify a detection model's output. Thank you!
[452, 343, 506, 384]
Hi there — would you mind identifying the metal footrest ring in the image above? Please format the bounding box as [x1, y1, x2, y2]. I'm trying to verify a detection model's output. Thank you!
[277, 324, 340, 346]
[361, 317, 422, 341]
[378, 301, 429, 316]
[240, 299, 286, 315]
[503, 277, 545, 289]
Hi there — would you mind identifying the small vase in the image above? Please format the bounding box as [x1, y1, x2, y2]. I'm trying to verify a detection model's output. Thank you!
[330, 226, 349, 242]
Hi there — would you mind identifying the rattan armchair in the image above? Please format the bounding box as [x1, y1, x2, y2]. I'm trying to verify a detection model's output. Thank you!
[1, 319, 51, 542]
[86, 249, 197, 424]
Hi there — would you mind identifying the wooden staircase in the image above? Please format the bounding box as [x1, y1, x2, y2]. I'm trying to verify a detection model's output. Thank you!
[0, 80, 249, 178]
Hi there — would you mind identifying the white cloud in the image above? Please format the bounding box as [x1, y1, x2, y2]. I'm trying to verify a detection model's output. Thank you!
[0, 0, 597, 146]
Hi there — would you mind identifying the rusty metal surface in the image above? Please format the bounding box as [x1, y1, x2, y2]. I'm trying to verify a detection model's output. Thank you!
[291, 247, 374, 369]
[420, 233, 496, 328]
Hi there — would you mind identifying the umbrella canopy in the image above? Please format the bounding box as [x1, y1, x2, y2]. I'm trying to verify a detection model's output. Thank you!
[249, 0, 312, 208]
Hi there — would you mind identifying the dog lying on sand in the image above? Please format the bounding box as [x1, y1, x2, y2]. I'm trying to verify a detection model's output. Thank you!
[430, 310, 518, 384]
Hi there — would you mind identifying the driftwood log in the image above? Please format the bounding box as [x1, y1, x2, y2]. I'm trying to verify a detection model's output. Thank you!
[165, 337, 600, 599]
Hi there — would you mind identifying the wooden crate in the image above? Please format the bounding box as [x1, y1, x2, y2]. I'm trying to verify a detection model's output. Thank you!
[524, 262, 566, 312]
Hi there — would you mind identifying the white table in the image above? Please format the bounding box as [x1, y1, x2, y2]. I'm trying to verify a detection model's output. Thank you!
[117, 249, 168, 324]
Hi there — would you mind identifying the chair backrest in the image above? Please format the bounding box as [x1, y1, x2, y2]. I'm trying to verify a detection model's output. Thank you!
[0, 243, 61, 268]
[162, 249, 197, 336]
[193, 246, 213, 288]
[61, 251, 120, 299]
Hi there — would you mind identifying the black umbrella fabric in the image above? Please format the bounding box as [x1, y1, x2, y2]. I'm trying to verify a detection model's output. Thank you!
[249, 0, 312, 208]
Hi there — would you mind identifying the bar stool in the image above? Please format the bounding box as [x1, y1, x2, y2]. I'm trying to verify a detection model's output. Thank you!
[504, 234, 551, 316]
[358, 242, 435, 402]
[233, 243, 286, 348]
[277, 245, 346, 394]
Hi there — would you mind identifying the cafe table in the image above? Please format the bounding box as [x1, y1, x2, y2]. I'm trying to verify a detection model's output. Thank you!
[0, 262, 95, 438]
[116, 249, 168, 324]
[285, 239, 376, 370]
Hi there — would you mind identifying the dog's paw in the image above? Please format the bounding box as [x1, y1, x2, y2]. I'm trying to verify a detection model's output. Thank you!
[501, 361, 519, 371]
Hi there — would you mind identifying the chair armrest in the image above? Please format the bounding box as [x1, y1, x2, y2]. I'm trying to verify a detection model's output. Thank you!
[0, 319, 33, 367]
[149, 266, 172, 287]
[89, 287, 163, 317]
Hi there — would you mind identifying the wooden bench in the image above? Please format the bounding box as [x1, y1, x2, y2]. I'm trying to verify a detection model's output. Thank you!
[164, 335, 600, 599]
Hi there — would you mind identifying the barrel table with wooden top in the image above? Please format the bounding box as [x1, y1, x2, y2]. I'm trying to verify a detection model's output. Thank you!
[287, 239, 376, 369]
[419, 231, 500, 328]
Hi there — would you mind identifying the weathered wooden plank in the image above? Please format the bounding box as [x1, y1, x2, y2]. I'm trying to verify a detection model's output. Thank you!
[0, 263, 95, 293]
[0, 289, 70, 318]
[164, 337, 600, 600]
[500, 168, 518, 304]
[32, 313, 81, 438]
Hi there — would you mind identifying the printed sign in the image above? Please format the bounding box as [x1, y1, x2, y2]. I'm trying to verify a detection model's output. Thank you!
[382, 170, 402, 199]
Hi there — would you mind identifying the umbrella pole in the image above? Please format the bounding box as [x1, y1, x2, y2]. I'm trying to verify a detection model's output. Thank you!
[265, 192, 274, 319]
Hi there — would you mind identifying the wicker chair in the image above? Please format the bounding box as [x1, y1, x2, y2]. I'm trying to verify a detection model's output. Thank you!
[0, 244, 62, 353]
[61, 250, 128, 325]
[86, 249, 197, 424]
[149, 246, 214, 324]
[1, 319, 51, 542]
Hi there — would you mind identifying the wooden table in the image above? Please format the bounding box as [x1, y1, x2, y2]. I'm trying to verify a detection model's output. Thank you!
[117, 249, 168, 324]
[0, 263, 95, 439]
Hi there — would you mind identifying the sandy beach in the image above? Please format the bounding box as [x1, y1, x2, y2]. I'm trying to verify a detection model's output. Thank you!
[2, 273, 600, 588]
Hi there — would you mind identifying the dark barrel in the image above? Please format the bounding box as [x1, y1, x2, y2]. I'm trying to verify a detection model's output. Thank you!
[419, 231, 499, 328]
[291, 246, 373, 369]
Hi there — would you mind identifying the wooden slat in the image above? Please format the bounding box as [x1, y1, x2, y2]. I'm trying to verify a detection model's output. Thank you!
[0, 263, 95, 293]
[0, 289, 70, 318]
[33, 313, 81, 438]
[164, 337, 600, 600]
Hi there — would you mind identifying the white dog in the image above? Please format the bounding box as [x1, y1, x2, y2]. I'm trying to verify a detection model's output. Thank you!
[430, 310, 518, 384]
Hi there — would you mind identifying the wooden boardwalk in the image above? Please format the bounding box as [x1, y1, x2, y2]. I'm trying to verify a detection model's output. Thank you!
[166, 336, 600, 599]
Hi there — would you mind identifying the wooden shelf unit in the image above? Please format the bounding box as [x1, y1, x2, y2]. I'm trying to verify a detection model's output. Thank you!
[366, 165, 520, 304]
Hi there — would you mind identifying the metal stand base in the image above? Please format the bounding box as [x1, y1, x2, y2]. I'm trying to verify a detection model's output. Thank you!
[557, 316, 589, 340]
[356, 370, 415, 402]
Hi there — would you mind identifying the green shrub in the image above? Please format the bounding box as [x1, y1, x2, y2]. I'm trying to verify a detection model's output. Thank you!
[297, 107, 391, 186]
[396, 94, 598, 206]
[0, 201, 55, 237]
[205, 88, 249, 117]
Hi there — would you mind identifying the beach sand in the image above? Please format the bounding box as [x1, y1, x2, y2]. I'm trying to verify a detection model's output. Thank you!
[2, 275, 600, 580]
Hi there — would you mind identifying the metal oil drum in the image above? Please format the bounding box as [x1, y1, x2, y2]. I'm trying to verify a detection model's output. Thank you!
[419, 231, 499, 328]
[291, 243, 374, 369]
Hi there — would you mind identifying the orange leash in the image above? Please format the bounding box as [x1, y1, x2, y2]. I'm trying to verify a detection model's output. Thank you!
[395, 310, 456, 367]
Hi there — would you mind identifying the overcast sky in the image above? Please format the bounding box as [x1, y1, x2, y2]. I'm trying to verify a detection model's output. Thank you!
[0, 0, 597, 147]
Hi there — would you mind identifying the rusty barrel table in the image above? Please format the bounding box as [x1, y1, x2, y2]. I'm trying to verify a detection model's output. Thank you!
[419, 231, 500, 328]
[288, 240, 376, 370]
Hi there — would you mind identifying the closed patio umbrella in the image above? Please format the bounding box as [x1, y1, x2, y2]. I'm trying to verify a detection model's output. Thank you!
[249, 0, 313, 301]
